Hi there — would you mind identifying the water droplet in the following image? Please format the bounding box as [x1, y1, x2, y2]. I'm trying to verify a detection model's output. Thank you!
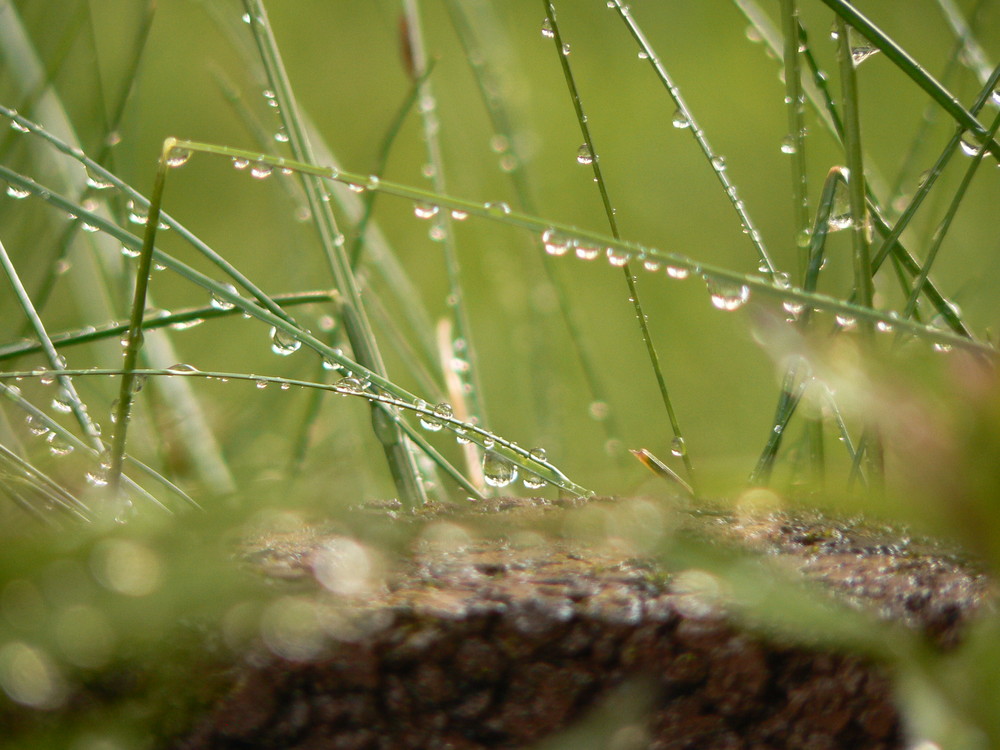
[959, 137, 981, 157]
[522, 473, 546, 489]
[706, 278, 750, 311]
[165, 147, 192, 168]
[851, 45, 879, 66]
[490, 134, 509, 153]
[121, 245, 141, 259]
[51, 395, 73, 414]
[783, 300, 805, 318]
[166, 363, 199, 374]
[542, 229, 571, 256]
[5, 184, 31, 199]
[541, 18, 554, 38]
[711, 155, 727, 171]
[835, 314, 856, 330]
[255, 379, 268, 389]
[80, 221, 99, 233]
[875, 319, 894, 333]
[169, 318, 204, 331]
[671, 110, 690, 129]
[575, 243, 600, 261]
[449, 209, 469, 222]
[642, 256, 661, 273]
[780, 135, 797, 154]
[827, 213, 853, 231]
[232, 157, 250, 170]
[484, 201, 511, 216]
[250, 162, 272, 179]
[270, 327, 301, 355]
[561, 42, 571, 56]
[637, 50, 649, 60]
[49, 440, 74, 457]
[482, 451, 517, 488]
[85, 469, 108, 487]
[274, 129, 290, 143]
[132, 374, 147, 393]
[745, 25, 763, 43]
[413, 202, 439, 219]
[241, 11, 252, 23]
[126, 200, 148, 225]
[210, 284, 238, 311]
[576, 144, 594, 165]
[606, 247, 630, 266]
[9, 119, 30, 133]
[336, 376, 365, 395]
[670, 436, 687, 457]
[85, 166, 115, 190]
[666, 265, 689, 280]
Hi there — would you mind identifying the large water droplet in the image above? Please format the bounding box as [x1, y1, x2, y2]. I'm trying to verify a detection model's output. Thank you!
[165, 147, 192, 168]
[270, 327, 301, 355]
[542, 229, 571, 256]
[671, 110, 690, 129]
[576, 144, 594, 165]
[5, 184, 31, 199]
[780, 135, 797, 155]
[706, 278, 750, 311]
[250, 162, 273, 179]
[482, 451, 517, 488]
[450, 209, 468, 221]
[541, 18, 554, 38]
[210, 284, 238, 311]
[835, 313, 857, 330]
[126, 200, 148, 225]
[959, 137, 981, 157]
[575, 243, 600, 261]
[336, 376, 365, 394]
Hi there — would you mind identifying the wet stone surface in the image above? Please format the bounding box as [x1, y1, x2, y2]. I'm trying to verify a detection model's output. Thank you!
[177, 497, 990, 750]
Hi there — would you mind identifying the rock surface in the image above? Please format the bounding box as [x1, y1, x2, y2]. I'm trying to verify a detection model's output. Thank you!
[176, 497, 991, 750]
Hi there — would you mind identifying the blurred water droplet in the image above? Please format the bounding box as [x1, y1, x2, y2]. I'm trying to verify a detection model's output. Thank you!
[606, 247, 630, 266]
[482, 451, 517, 487]
[576, 144, 594, 165]
[671, 110, 690, 129]
[169, 318, 204, 331]
[589, 401, 609, 420]
[522, 473, 546, 489]
[780, 135, 797, 154]
[126, 201, 148, 225]
[413, 202, 439, 219]
[666, 266, 689, 280]
[670, 436, 687, 457]
[51, 396, 72, 414]
[959, 137, 980, 157]
[835, 314, 856, 330]
[121, 245, 141, 259]
[637, 50, 649, 60]
[270, 327, 301, 355]
[711, 155, 727, 171]
[561, 42, 571, 56]
[232, 157, 250, 170]
[541, 18, 554, 38]
[255, 379, 268, 389]
[250, 162, 272, 179]
[274, 129, 290, 143]
[875, 319, 894, 333]
[9, 119, 30, 133]
[484, 201, 511, 215]
[745, 25, 763, 43]
[706, 278, 750, 311]
[575, 243, 600, 261]
[6, 185, 31, 199]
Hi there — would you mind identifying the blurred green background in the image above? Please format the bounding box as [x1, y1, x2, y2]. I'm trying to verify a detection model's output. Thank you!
[1, 0, 999, 506]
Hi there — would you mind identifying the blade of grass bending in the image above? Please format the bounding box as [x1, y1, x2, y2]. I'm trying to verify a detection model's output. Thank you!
[544, 1, 697, 490]
[1, 382, 184, 512]
[401, 0, 490, 439]
[444, 0, 629, 466]
[2, 366, 592, 499]
[819, 0, 1000, 161]
[107, 141, 172, 498]
[0, 237, 103, 451]
[242, 0, 426, 507]
[613, 0, 778, 279]
[0, 443, 90, 522]
[7, 147, 993, 361]
[837, 17, 882, 487]
[0, 292, 333, 361]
